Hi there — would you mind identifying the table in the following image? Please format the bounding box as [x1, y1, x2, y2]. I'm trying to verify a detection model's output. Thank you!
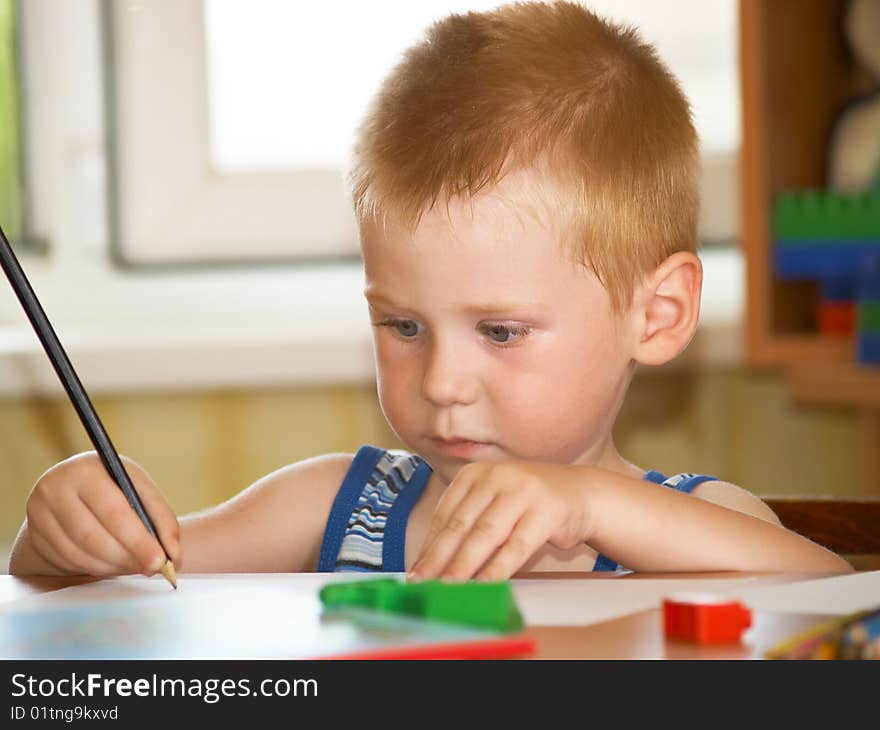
[519, 572, 838, 659]
[0, 572, 841, 660]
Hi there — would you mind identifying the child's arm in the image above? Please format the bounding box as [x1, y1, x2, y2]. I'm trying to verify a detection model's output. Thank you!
[8, 451, 351, 577]
[580, 471, 853, 574]
[409, 461, 853, 580]
[174, 453, 351, 572]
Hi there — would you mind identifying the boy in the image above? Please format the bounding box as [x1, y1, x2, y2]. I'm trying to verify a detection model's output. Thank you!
[8, 2, 851, 581]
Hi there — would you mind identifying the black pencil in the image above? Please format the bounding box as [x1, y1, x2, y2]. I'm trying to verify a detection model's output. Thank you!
[0, 225, 176, 588]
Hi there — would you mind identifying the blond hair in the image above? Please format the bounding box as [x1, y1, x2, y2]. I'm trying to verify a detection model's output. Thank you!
[349, 1, 699, 311]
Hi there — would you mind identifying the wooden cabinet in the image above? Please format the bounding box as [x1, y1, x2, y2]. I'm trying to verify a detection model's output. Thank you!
[739, 0, 880, 406]
[739, 0, 879, 494]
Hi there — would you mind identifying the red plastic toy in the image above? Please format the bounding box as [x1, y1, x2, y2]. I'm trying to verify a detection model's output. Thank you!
[663, 593, 752, 644]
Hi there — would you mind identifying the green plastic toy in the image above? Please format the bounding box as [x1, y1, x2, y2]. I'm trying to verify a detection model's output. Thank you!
[772, 190, 880, 241]
[319, 577, 525, 633]
[861, 302, 880, 334]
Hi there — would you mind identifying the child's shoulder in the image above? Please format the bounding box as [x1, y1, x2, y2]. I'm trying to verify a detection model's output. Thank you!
[687, 478, 781, 525]
[253, 450, 357, 497]
[288, 450, 357, 483]
[265, 444, 422, 500]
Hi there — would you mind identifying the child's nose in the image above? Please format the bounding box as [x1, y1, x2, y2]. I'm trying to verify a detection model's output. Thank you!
[420, 340, 479, 407]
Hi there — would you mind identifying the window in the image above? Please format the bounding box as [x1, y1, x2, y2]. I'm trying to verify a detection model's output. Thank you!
[0, 0, 22, 243]
[106, 0, 741, 265]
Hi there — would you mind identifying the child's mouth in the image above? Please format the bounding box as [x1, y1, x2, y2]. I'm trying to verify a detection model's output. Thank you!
[430, 437, 492, 458]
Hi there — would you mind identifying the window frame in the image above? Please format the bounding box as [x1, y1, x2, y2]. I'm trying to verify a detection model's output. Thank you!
[0, 0, 45, 255]
[101, 0, 361, 269]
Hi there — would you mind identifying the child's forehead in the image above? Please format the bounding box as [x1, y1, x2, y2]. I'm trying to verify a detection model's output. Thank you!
[361, 185, 611, 316]
[362, 168, 571, 250]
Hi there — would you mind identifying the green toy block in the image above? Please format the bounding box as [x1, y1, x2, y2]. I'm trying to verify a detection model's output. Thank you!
[371, 581, 429, 615]
[319, 578, 401, 611]
[421, 581, 524, 632]
[772, 190, 880, 241]
[319, 577, 525, 633]
[859, 302, 880, 333]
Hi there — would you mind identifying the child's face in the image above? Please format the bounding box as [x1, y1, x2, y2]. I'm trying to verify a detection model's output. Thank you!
[361, 177, 637, 485]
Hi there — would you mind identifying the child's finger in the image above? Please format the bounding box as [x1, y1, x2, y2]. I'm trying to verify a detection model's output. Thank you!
[418, 476, 474, 559]
[28, 522, 80, 574]
[438, 497, 525, 581]
[416, 465, 493, 562]
[474, 512, 546, 581]
[130, 475, 180, 564]
[411, 488, 500, 579]
[34, 508, 123, 576]
[79, 496, 151, 573]
[50, 490, 137, 571]
[78, 482, 167, 573]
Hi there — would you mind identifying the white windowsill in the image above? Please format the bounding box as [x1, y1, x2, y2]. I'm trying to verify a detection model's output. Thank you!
[0, 261, 377, 396]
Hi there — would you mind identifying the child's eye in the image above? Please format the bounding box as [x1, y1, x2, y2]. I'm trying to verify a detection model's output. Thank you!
[478, 322, 530, 345]
[377, 317, 422, 339]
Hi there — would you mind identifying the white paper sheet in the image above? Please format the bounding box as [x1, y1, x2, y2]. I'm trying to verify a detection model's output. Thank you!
[735, 570, 880, 615]
[0, 572, 391, 614]
[512, 576, 763, 626]
[0, 573, 515, 659]
[513, 571, 880, 626]
[4, 571, 876, 637]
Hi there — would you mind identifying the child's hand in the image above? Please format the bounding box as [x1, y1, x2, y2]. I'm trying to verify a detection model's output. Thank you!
[21, 452, 180, 577]
[409, 461, 592, 581]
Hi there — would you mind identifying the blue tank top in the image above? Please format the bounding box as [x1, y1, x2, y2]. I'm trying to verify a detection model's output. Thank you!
[317, 444, 716, 573]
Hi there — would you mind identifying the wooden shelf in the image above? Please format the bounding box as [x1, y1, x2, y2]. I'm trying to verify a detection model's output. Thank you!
[739, 0, 868, 371]
[745, 333, 852, 369]
[739, 0, 879, 418]
[789, 361, 880, 408]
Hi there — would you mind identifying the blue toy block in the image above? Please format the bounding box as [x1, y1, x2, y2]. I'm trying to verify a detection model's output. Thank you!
[822, 276, 857, 302]
[857, 331, 880, 365]
[858, 251, 880, 301]
[774, 242, 879, 281]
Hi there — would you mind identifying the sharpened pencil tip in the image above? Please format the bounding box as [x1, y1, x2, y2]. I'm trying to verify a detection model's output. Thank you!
[159, 559, 177, 589]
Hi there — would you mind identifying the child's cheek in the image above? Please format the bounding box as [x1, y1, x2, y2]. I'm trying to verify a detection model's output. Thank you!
[375, 360, 418, 423]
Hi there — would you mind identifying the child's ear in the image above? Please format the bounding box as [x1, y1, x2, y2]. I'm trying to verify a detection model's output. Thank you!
[631, 251, 702, 366]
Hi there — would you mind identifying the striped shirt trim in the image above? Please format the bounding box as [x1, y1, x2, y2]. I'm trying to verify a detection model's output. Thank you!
[334, 448, 426, 572]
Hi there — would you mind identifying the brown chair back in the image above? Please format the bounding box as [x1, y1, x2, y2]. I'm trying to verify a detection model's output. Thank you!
[763, 496, 880, 570]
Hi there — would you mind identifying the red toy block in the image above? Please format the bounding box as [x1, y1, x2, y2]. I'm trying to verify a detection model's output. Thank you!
[818, 300, 856, 336]
[663, 593, 752, 644]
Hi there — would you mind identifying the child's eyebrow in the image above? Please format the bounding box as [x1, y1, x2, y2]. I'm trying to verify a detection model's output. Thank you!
[364, 290, 543, 316]
[460, 302, 544, 315]
[363, 291, 401, 309]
